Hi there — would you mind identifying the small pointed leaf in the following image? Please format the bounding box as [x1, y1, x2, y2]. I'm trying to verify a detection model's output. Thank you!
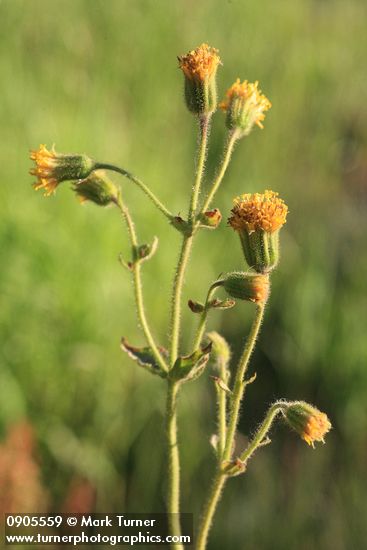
[170, 343, 212, 382]
[137, 236, 159, 263]
[211, 376, 232, 394]
[120, 337, 167, 378]
[188, 299, 205, 313]
[208, 298, 236, 310]
[171, 216, 192, 236]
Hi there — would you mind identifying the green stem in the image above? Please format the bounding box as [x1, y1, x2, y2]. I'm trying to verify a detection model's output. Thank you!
[195, 471, 226, 550]
[217, 364, 229, 459]
[95, 163, 173, 221]
[169, 235, 193, 366]
[238, 402, 286, 464]
[192, 282, 222, 350]
[200, 129, 239, 215]
[169, 117, 210, 366]
[165, 115, 210, 547]
[188, 116, 210, 223]
[223, 303, 266, 461]
[166, 380, 184, 550]
[196, 302, 267, 550]
[116, 196, 168, 373]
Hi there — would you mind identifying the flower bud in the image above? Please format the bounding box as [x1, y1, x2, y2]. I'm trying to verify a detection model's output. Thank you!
[188, 300, 205, 313]
[219, 79, 271, 137]
[284, 401, 331, 448]
[178, 43, 221, 117]
[74, 170, 119, 206]
[30, 144, 95, 195]
[221, 272, 269, 303]
[207, 331, 231, 373]
[228, 190, 288, 273]
[198, 208, 222, 229]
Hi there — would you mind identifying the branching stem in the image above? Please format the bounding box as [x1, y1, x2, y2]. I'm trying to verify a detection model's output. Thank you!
[192, 281, 222, 350]
[116, 195, 169, 373]
[223, 303, 266, 461]
[199, 129, 239, 215]
[169, 115, 210, 366]
[96, 163, 173, 221]
[196, 301, 267, 550]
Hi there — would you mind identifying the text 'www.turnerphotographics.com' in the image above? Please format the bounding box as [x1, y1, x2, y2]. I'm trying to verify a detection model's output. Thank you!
[4, 514, 193, 546]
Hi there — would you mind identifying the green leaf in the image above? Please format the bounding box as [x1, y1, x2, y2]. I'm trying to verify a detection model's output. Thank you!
[170, 343, 212, 382]
[208, 298, 236, 310]
[120, 337, 167, 378]
[188, 299, 205, 313]
[136, 236, 158, 262]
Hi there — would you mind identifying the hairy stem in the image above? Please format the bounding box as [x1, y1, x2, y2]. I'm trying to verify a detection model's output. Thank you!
[200, 129, 239, 215]
[195, 404, 282, 550]
[188, 116, 210, 223]
[116, 196, 168, 373]
[96, 163, 173, 221]
[192, 281, 222, 350]
[217, 363, 229, 459]
[223, 303, 266, 461]
[238, 402, 286, 464]
[169, 117, 210, 366]
[166, 380, 184, 549]
[165, 115, 211, 547]
[196, 302, 267, 550]
[169, 235, 194, 366]
[195, 471, 226, 550]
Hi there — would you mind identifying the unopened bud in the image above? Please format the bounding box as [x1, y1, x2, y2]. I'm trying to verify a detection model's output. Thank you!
[178, 43, 221, 117]
[30, 144, 94, 196]
[198, 208, 222, 229]
[221, 272, 270, 303]
[74, 170, 119, 206]
[228, 190, 288, 273]
[207, 331, 231, 373]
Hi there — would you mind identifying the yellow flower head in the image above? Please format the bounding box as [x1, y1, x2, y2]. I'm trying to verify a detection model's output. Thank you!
[220, 79, 271, 134]
[285, 401, 332, 448]
[178, 43, 221, 82]
[30, 145, 61, 196]
[302, 412, 332, 447]
[30, 144, 94, 196]
[229, 190, 288, 234]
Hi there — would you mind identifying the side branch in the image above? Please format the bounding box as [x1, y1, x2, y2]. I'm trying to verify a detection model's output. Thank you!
[96, 163, 173, 221]
[199, 129, 239, 215]
[116, 196, 169, 373]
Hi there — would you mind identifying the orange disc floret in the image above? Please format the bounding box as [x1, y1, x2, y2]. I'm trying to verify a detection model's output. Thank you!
[284, 401, 332, 448]
[229, 190, 288, 233]
[30, 144, 59, 195]
[219, 79, 271, 129]
[250, 274, 270, 303]
[178, 43, 221, 82]
[302, 412, 332, 447]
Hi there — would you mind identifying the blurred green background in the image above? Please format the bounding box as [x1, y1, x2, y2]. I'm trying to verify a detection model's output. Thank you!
[0, 0, 366, 548]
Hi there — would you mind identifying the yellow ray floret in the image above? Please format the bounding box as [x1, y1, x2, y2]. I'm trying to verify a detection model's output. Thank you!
[178, 43, 221, 81]
[302, 412, 332, 448]
[229, 190, 288, 233]
[30, 144, 59, 195]
[220, 79, 271, 128]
